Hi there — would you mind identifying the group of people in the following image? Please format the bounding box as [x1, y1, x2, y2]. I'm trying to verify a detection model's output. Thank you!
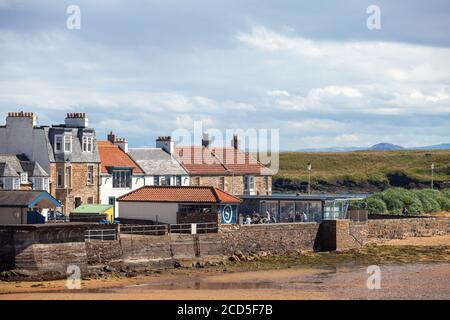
[243, 210, 309, 224]
[287, 210, 308, 223]
[243, 211, 274, 224]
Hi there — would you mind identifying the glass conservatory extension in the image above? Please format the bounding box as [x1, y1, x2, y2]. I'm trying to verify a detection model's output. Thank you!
[240, 194, 366, 223]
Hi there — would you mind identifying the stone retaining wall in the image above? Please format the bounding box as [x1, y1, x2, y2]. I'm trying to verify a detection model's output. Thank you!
[220, 223, 321, 255]
[368, 217, 448, 239]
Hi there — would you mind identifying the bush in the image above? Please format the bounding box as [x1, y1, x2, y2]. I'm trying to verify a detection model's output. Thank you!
[367, 197, 387, 214]
[414, 189, 441, 213]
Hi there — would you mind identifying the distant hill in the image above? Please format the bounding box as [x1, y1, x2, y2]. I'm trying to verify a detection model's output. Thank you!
[413, 143, 450, 150]
[274, 149, 450, 193]
[369, 143, 403, 151]
[293, 142, 450, 152]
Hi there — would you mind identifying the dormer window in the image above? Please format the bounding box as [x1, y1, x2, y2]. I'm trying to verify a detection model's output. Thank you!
[55, 134, 72, 153]
[64, 135, 72, 153]
[82, 135, 93, 152]
[20, 172, 28, 183]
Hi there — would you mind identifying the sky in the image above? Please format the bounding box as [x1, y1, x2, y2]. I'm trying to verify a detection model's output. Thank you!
[0, 0, 449, 150]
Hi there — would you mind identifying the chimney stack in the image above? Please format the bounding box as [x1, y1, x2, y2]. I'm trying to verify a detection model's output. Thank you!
[107, 131, 116, 144]
[65, 112, 88, 128]
[202, 132, 211, 148]
[156, 136, 174, 154]
[232, 134, 239, 149]
[114, 137, 128, 153]
[6, 111, 37, 127]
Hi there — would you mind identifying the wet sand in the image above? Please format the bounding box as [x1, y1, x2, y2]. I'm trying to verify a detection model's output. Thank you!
[1, 235, 449, 300]
[1, 263, 449, 300]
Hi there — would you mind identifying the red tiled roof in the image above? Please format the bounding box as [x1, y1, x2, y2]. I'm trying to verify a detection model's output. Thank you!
[97, 141, 144, 174]
[211, 147, 270, 175]
[174, 145, 272, 175]
[117, 186, 241, 203]
[174, 146, 229, 175]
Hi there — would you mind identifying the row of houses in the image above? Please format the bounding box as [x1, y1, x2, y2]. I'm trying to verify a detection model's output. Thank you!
[0, 111, 273, 217]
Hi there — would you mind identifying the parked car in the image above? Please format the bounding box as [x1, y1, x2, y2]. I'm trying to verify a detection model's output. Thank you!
[47, 210, 67, 222]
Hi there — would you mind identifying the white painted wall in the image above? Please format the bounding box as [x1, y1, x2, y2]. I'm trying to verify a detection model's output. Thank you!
[117, 201, 179, 224]
[0, 117, 51, 173]
[99, 174, 145, 217]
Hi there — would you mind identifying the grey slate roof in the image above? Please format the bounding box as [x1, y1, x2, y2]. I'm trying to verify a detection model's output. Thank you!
[20, 161, 48, 177]
[128, 148, 187, 176]
[0, 163, 19, 177]
[45, 126, 100, 163]
[0, 154, 49, 178]
[0, 154, 23, 176]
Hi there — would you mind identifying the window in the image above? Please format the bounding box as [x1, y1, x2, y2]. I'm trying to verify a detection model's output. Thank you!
[175, 176, 182, 186]
[43, 178, 49, 191]
[112, 170, 131, 188]
[64, 135, 72, 153]
[154, 175, 160, 186]
[65, 166, 71, 188]
[20, 172, 28, 183]
[55, 135, 63, 153]
[13, 178, 20, 190]
[82, 135, 93, 152]
[57, 168, 63, 188]
[87, 197, 93, 204]
[244, 175, 255, 193]
[265, 176, 269, 191]
[219, 176, 225, 190]
[87, 165, 94, 184]
[160, 176, 171, 186]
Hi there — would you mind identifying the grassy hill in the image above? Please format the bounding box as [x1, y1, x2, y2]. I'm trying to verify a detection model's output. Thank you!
[274, 149, 450, 192]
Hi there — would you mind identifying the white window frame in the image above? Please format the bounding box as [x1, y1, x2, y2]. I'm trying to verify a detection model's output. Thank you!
[55, 135, 63, 153]
[112, 170, 131, 189]
[82, 135, 93, 152]
[20, 172, 28, 183]
[244, 175, 255, 194]
[64, 135, 72, 153]
[12, 178, 20, 190]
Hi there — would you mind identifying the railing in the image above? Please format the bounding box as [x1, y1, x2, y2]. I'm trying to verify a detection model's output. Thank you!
[85, 229, 117, 241]
[348, 209, 368, 222]
[120, 224, 168, 236]
[169, 222, 218, 234]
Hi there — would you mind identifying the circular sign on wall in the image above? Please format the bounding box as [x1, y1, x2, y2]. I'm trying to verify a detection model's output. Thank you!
[222, 205, 233, 224]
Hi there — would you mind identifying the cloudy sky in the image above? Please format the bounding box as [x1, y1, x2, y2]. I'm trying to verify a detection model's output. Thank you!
[0, 0, 449, 150]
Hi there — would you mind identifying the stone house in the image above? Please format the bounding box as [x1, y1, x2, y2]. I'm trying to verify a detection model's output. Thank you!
[173, 134, 273, 196]
[0, 112, 100, 214]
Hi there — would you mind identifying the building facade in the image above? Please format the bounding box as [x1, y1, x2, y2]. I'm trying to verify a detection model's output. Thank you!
[128, 136, 189, 187]
[0, 112, 100, 214]
[97, 135, 146, 216]
[174, 134, 273, 196]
